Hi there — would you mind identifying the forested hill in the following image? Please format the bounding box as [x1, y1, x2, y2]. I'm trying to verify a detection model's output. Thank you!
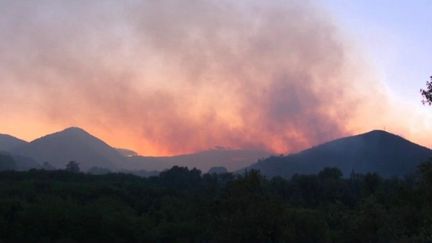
[248, 130, 432, 178]
[1, 163, 432, 242]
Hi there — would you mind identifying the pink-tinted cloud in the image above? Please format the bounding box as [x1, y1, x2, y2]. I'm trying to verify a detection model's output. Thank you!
[0, 0, 394, 155]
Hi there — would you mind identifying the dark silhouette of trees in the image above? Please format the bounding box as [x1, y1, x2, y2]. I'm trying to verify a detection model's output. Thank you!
[318, 167, 343, 180]
[88, 167, 111, 175]
[65, 161, 80, 173]
[0, 154, 16, 171]
[0, 164, 431, 242]
[421, 76, 432, 105]
[42, 162, 56, 170]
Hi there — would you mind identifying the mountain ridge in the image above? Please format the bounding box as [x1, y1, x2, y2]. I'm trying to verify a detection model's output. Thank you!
[247, 130, 432, 178]
[128, 148, 271, 172]
[0, 134, 27, 152]
[11, 127, 126, 170]
[4, 128, 431, 176]
[8, 127, 270, 172]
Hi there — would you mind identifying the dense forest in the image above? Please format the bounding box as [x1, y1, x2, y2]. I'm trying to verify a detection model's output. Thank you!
[1, 158, 432, 242]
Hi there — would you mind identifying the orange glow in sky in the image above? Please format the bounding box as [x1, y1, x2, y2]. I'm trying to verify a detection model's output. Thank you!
[1, 0, 431, 156]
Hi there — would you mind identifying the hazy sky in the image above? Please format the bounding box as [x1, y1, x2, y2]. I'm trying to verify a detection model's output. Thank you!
[323, 0, 432, 101]
[1, 0, 431, 155]
[322, 0, 432, 147]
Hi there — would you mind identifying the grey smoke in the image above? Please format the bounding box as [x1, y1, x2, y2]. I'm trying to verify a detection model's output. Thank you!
[0, 0, 384, 154]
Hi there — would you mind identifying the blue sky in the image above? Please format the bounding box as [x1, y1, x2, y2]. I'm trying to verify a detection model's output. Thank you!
[322, 0, 432, 104]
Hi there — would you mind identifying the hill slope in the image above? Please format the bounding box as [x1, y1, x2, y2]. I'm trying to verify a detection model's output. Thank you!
[12, 127, 125, 170]
[0, 134, 27, 152]
[248, 130, 432, 178]
[127, 148, 271, 172]
[9, 127, 268, 172]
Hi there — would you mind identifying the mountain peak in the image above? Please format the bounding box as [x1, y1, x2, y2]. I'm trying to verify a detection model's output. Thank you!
[361, 130, 396, 137]
[354, 130, 411, 145]
[249, 129, 432, 178]
[61, 127, 89, 135]
[12, 127, 125, 170]
[365, 129, 388, 134]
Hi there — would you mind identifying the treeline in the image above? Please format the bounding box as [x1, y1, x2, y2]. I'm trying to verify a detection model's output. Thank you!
[1, 162, 432, 242]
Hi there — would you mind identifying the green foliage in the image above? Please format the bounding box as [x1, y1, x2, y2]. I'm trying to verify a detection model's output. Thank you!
[0, 163, 431, 242]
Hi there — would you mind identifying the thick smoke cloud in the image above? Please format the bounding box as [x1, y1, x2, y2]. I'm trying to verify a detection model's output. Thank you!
[0, 0, 386, 155]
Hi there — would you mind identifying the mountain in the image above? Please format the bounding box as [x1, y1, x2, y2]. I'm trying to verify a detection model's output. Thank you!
[0, 134, 27, 152]
[12, 127, 126, 170]
[127, 148, 271, 172]
[0, 151, 40, 171]
[116, 148, 139, 157]
[0, 135, 38, 170]
[208, 166, 228, 174]
[247, 130, 432, 178]
[9, 127, 269, 172]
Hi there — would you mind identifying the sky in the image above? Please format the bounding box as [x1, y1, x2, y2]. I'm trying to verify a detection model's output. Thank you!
[321, 0, 432, 146]
[322, 0, 432, 101]
[0, 0, 431, 155]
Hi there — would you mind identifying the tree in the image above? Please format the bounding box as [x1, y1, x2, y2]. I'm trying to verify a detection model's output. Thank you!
[420, 76, 432, 105]
[88, 167, 111, 175]
[159, 166, 201, 189]
[419, 160, 432, 186]
[318, 167, 343, 180]
[41, 162, 56, 171]
[65, 161, 80, 173]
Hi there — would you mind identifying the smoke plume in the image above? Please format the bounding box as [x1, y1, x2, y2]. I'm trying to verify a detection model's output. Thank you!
[0, 0, 387, 155]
